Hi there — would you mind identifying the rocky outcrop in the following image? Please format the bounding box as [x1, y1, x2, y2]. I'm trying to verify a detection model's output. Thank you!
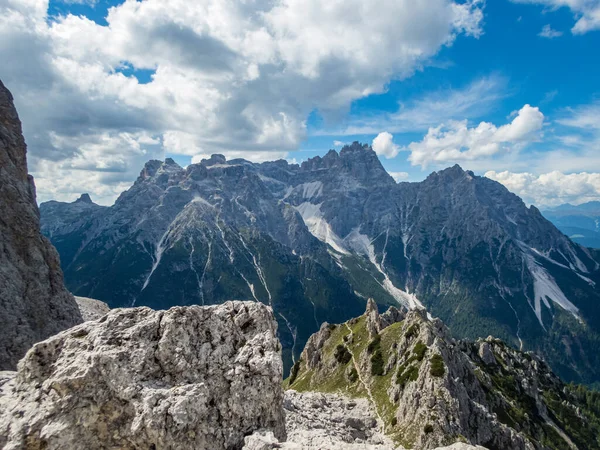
[74, 296, 110, 321]
[287, 303, 600, 450]
[0, 80, 82, 370]
[0, 301, 285, 450]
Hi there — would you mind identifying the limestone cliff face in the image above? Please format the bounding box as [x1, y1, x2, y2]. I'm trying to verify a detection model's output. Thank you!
[0, 80, 82, 370]
[287, 303, 600, 450]
[0, 301, 285, 450]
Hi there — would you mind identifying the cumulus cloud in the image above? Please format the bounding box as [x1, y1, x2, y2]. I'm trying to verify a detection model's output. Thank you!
[406, 105, 544, 167]
[485, 171, 600, 207]
[190, 150, 290, 164]
[512, 0, 600, 34]
[0, 0, 484, 204]
[388, 171, 410, 182]
[538, 24, 563, 38]
[372, 132, 401, 159]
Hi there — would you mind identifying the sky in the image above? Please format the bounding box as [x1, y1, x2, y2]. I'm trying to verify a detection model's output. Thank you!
[1, 0, 599, 208]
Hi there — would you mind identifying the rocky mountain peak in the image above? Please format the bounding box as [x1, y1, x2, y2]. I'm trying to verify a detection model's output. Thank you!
[338, 140, 370, 155]
[298, 141, 394, 187]
[425, 164, 472, 182]
[138, 159, 164, 181]
[75, 193, 93, 204]
[38, 135, 600, 384]
[201, 154, 227, 166]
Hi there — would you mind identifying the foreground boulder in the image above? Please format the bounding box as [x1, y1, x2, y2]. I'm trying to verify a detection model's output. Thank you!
[0, 79, 82, 370]
[0, 301, 285, 449]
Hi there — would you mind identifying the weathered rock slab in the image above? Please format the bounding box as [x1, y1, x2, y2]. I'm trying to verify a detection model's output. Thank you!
[0, 301, 285, 450]
[74, 296, 110, 321]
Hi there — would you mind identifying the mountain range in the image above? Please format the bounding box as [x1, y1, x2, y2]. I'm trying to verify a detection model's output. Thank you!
[40, 143, 600, 383]
[543, 202, 600, 249]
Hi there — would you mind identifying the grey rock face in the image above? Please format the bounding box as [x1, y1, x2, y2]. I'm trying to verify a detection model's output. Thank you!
[74, 296, 110, 321]
[478, 339, 497, 366]
[0, 80, 82, 370]
[0, 301, 285, 450]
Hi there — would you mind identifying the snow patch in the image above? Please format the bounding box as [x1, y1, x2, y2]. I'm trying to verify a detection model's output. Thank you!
[523, 253, 580, 327]
[136, 228, 171, 303]
[300, 181, 323, 200]
[344, 228, 424, 310]
[294, 202, 348, 255]
[529, 246, 594, 284]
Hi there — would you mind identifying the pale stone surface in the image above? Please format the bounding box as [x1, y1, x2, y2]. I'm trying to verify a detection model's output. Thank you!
[74, 296, 110, 321]
[244, 390, 395, 450]
[0, 301, 285, 450]
[0, 80, 82, 370]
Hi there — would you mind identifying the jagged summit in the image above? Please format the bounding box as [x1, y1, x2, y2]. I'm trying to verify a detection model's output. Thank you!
[201, 154, 227, 166]
[339, 141, 371, 155]
[424, 164, 474, 182]
[138, 159, 164, 181]
[75, 193, 93, 204]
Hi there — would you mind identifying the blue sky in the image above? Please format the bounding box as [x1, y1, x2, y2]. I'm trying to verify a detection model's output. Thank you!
[299, 0, 600, 178]
[2, 0, 600, 206]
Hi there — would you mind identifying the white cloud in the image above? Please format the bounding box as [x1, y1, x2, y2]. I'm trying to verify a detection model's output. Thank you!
[557, 101, 600, 130]
[485, 171, 600, 207]
[372, 132, 401, 159]
[333, 140, 345, 147]
[318, 74, 507, 136]
[406, 105, 544, 167]
[191, 150, 289, 164]
[33, 131, 164, 205]
[512, 0, 600, 34]
[389, 171, 410, 182]
[0, 0, 485, 203]
[538, 24, 564, 38]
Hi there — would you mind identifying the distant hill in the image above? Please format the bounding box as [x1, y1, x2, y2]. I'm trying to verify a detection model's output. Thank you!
[543, 202, 600, 249]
